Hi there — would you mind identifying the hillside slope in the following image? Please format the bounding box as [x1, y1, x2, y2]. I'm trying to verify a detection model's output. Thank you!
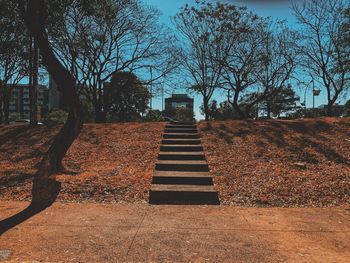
[1, 119, 349, 206]
[0, 122, 165, 203]
[199, 118, 350, 207]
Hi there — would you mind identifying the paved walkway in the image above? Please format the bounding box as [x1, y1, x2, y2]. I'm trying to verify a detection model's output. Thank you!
[0, 201, 349, 262]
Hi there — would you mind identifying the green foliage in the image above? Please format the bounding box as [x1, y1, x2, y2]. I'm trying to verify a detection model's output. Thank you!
[174, 108, 194, 122]
[106, 71, 150, 122]
[164, 107, 194, 122]
[9, 113, 21, 122]
[204, 100, 254, 120]
[345, 100, 350, 114]
[143, 109, 164, 122]
[46, 110, 69, 125]
[262, 85, 300, 117]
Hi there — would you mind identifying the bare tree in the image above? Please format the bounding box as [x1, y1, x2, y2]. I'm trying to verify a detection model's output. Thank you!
[218, 7, 263, 119]
[252, 20, 298, 118]
[49, 0, 176, 122]
[292, 0, 350, 116]
[173, 2, 227, 121]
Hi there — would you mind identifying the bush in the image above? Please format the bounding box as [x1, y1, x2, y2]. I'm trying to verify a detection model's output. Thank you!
[45, 109, 68, 125]
[143, 109, 164, 121]
[9, 112, 21, 122]
[164, 107, 194, 122]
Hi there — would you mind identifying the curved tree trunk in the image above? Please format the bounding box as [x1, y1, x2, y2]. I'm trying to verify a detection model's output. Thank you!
[23, 0, 84, 206]
[32, 103, 83, 205]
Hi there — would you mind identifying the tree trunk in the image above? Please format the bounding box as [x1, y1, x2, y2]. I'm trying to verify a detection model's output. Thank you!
[32, 103, 83, 205]
[3, 96, 10, 125]
[203, 96, 209, 121]
[326, 103, 333, 117]
[0, 98, 3, 124]
[23, 0, 84, 206]
[266, 100, 271, 119]
[231, 90, 245, 119]
[94, 106, 107, 123]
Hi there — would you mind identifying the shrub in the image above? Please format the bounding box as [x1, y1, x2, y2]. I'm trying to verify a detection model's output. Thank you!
[45, 109, 68, 125]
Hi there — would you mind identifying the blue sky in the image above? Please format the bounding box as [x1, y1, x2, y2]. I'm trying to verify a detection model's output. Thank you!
[146, 0, 349, 119]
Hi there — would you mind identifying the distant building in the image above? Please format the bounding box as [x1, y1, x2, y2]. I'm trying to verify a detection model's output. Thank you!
[165, 94, 194, 112]
[48, 76, 61, 110]
[9, 84, 49, 119]
[48, 76, 90, 111]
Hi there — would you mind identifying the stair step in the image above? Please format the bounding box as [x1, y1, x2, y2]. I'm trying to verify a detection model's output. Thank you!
[160, 145, 203, 152]
[163, 133, 200, 139]
[152, 171, 212, 185]
[156, 160, 209, 172]
[154, 170, 211, 177]
[170, 121, 196, 125]
[162, 139, 201, 145]
[164, 129, 198, 134]
[166, 125, 197, 129]
[158, 152, 205, 160]
[149, 122, 219, 205]
[149, 184, 219, 205]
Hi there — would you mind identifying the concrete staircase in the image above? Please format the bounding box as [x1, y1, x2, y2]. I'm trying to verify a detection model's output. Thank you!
[149, 122, 220, 205]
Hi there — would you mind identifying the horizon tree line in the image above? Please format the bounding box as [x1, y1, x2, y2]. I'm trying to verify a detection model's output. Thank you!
[174, 0, 350, 120]
[1, 0, 350, 124]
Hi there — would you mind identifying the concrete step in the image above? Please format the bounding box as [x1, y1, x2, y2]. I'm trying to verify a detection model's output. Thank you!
[163, 133, 200, 139]
[155, 160, 209, 172]
[166, 124, 197, 129]
[149, 184, 219, 205]
[152, 171, 212, 185]
[162, 139, 201, 145]
[164, 129, 198, 134]
[158, 151, 205, 160]
[160, 145, 203, 152]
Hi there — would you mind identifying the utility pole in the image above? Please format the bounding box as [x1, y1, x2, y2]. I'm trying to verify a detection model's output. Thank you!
[29, 35, 38, 125]
[312, 79, 315, 111]
[29, 33, 33, 118]
[150, 66, 153, 110]
[161, 76, 165, 112]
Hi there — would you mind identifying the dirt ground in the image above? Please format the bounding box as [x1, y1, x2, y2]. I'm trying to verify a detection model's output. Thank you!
[0, 122, 165, 203]
[199, 117, 350, 207]
[0, 201, 349, 262]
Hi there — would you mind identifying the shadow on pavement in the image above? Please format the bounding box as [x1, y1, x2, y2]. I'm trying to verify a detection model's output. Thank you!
[0, 178, 61, 235]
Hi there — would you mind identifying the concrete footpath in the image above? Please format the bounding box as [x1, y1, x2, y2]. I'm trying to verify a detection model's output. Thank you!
[0, 201, 349, 262]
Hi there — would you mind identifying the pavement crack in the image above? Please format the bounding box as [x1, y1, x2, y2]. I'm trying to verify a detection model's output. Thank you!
[125, 211, 147, 258]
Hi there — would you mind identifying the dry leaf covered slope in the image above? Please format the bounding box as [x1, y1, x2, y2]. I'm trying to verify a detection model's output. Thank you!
[199, 118, 350, 207]
[1, 119, 349, 207]
[0, 123, 165, 203]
